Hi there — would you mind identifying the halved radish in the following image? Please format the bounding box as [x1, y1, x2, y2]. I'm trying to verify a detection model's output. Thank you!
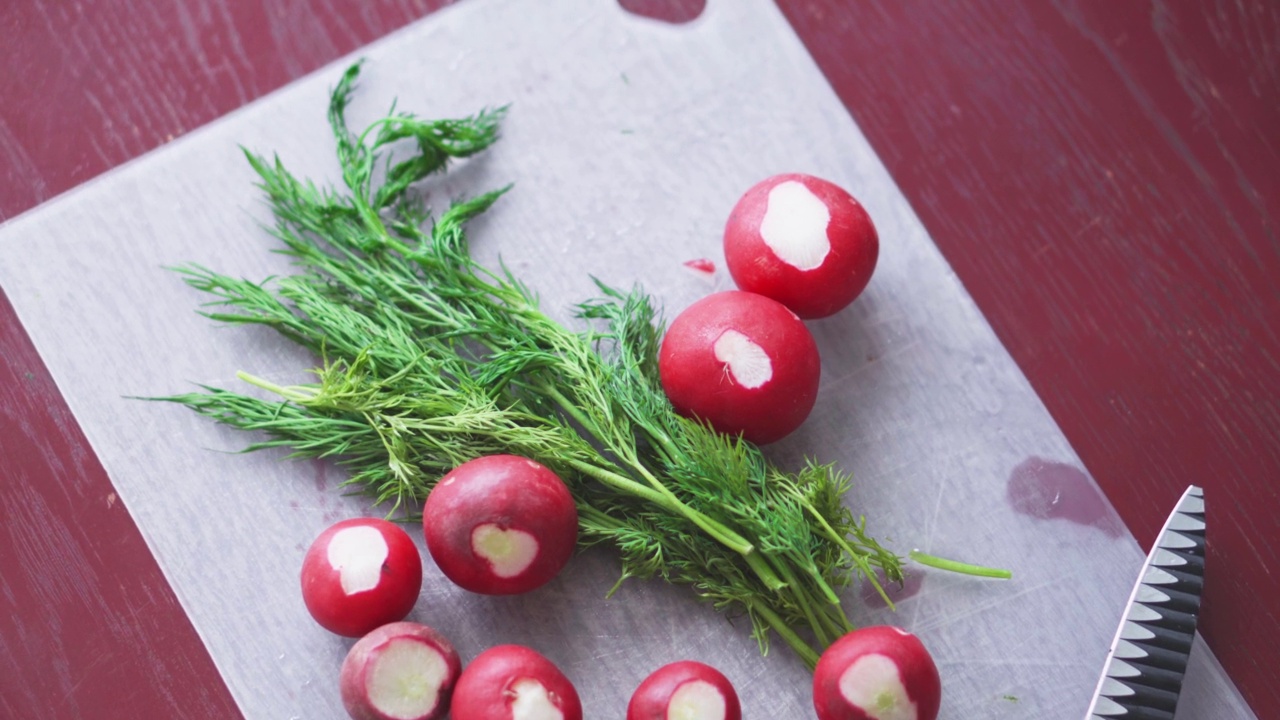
[658, 290, 820, 444]
[339, 622, 462, 720]
[450, 644, 583, 720]
[627, 660, 741, 720]
[423, 455, 578, 595]
[723, 173, 879, 319]
[301, 517, 423, 637]
[813, 626, 941, 720]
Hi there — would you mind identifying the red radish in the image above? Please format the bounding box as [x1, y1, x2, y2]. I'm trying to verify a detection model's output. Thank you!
[658, 290, 820, 444]
[450, 644, 582, 720]
[422, 455, 578, 595]
[627, 660, 741, 720]
[723, 173, 879, 319]
[812, 626, 942, 720]
[301, 517, 423, 637]
[339, 622, 462, 720]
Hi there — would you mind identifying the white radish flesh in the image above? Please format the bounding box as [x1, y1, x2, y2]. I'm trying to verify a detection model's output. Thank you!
[340, 622, 462, 720]
[450, 644, 582, 720]
[758, 180, 832, 271]
[626, 660, 741, 720]
[668, 680, 726, 719]
[711, 329, 772, 389]
[470, 524, 539, 578]
[509, 678, 563, 720]
[329, 525, 389, 594]
[836, 654, 916, 720]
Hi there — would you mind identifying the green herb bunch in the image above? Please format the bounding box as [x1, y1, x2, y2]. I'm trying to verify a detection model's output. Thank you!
[162, 62, 904, 669]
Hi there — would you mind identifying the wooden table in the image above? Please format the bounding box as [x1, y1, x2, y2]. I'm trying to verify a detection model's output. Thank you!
[2, 1, 1275, 717]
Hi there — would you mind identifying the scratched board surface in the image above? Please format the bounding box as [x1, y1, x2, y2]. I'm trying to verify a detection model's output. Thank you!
[0, 0, 1253, 717]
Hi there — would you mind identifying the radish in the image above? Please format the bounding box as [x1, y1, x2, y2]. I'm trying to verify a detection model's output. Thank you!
[301, 517, 423, 637]
[422, 455, 578, 595]
[627, 660, 741, 720]
[339, 622, 462, 720]
[812, 626, 942, 720]
[723, 173, 879, 319]
[450, 644, 583, 720]
[658, 290, 820, 444]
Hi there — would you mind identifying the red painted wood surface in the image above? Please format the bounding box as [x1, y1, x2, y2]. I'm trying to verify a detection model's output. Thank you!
[0, 0, 1274, 717]
[0, 290, 243, 719]
[777, 3, 1279, 716]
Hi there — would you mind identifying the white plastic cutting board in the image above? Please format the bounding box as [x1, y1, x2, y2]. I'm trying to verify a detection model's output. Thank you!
[0, 0, 1253, 717]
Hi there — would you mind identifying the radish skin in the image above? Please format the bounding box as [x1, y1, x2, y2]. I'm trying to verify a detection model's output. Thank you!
[659, 291, 820, 444]
[812, 626, 941, 720]
[301, 518, 423, 637]
[423, 455, 578, 595]
[724, 173, 879, 319]
[627, 661, 741, 720]
[450, 645, 582, 720]
[339, 622, 462, 720]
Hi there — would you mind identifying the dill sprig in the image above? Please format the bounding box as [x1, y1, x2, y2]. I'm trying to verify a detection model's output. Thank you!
[158, 61, 904, 669]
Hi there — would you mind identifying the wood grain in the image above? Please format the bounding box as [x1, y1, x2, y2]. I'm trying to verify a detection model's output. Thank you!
[0, 289, 243, 719]
[0, 0, 458, 222]
[777, 1, 1279, 715]
[0, 0, 1274, 716]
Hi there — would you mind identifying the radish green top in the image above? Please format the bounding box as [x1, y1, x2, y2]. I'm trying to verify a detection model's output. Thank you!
[157, 61, 908, 669]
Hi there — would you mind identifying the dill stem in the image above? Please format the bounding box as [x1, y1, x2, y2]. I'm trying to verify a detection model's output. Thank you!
[543, 384, 758, 558]
[567, 459, 753, 556]
[565, 459, 669, 507]
[754, 602, 820, 671]
[815, 602, 851, 639]
[624, 420, 790, 591]
[626, 461, 757, 558]
[568, 456, 747, 550]
[910, 550, 1012, 579]
[773, 559, 830, 647]
[792, 552, 843, 606]
[800, 498, 897, 610]
[541, 384, 598, 440]
[237, 372, 316, 403]
[637, 421, 683, 467]
[741, 551, 787, 593]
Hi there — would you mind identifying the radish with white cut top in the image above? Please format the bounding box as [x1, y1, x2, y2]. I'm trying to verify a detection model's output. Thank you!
[450, 644, 582, 720]
[300, 517, 423, 637]
[812, 626, 942, 720]
[626, 660, 741, 720]
[724, 173, 879, 319]
[339, 622, 462, 720]
[422, 455, 578, 595]
[658, 290, 820, 444]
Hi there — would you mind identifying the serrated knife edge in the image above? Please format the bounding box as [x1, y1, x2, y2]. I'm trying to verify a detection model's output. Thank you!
[1085, 485, 1204, 719]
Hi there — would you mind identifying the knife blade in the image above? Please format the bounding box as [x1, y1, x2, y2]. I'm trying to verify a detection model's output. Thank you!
[1085, 485, 1205, 719]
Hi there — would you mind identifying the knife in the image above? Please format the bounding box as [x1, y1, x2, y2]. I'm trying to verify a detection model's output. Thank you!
[1085, 485, 1206, 719]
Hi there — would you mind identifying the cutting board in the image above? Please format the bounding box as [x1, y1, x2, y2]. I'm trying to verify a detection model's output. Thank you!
[0, 0, 1253, 716]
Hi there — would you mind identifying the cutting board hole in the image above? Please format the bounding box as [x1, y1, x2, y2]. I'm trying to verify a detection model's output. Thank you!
[618, 0, 706, 24]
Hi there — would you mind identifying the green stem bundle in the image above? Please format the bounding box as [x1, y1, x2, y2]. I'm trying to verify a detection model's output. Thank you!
[160, 62, 910, 669]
